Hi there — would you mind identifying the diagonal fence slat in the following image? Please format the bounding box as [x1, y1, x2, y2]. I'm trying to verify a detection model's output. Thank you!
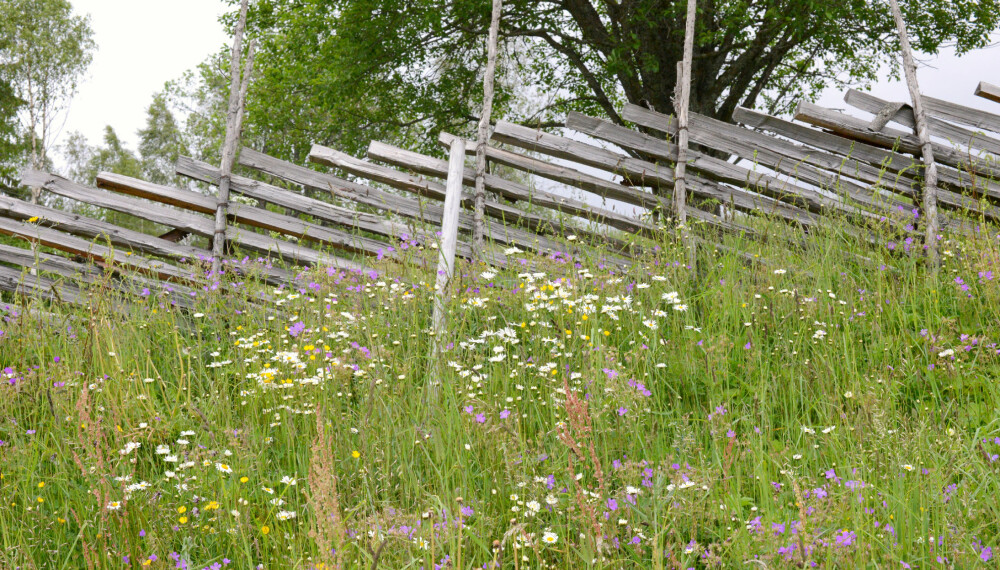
[95, 172, 388, 259]
[793, 102, 1000, 182]
[844, 89, 1000, 157]
[976, 82, 1000, 105]
[367, 139, 657, 238]
[493, 119, 821, 229]
[733, 107, 1000, 225]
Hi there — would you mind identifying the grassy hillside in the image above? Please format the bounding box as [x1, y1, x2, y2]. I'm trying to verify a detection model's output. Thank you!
[1, 222, 999, 568]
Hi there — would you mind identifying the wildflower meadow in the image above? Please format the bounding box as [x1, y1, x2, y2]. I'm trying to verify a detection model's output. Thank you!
[2, 218, 1000, 569]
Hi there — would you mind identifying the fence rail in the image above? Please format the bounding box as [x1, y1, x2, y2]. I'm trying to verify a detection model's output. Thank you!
[2, 82, 999, 307]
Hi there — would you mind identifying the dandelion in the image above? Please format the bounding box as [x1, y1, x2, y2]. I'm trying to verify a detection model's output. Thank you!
[351, 450, 360, 459]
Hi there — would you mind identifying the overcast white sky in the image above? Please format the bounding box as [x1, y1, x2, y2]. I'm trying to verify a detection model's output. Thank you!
[60, 1, 1000, 156]
[60, 0, 230, 150]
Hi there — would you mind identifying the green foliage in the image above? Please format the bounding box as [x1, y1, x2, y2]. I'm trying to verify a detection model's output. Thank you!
[0, 69, 24, 193]
[138, 93, 190, 187]
[190, 0, 1000, 165]
[0, 0, 95, 170]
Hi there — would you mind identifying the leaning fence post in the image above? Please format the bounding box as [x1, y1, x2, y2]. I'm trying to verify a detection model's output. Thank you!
[211, 0, 255, 276]
[887, 0, 939, 268]
[428, 138, 467, 402]
[473, 0, 503, 255]
[673, 0, 697, 271]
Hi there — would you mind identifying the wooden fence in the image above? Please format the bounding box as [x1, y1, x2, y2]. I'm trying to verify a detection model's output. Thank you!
[1, 82, 999, 308]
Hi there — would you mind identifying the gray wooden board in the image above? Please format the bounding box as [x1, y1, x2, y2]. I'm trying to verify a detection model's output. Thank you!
[96, 172, 389, 258]
[621, 103, 914, 216]
[0, 263, 88, 306]
[844, 89, 1000, 157]
[0, 215, 205, 284]
[923, 93, 1000, 134]
[4, 182, 296, 285]
[793, 102, 1000, 180]
[492, 119, 822, 229]
[369, 139, 659, 237]
[733, 108, 1000, 223]
[24, 171, 364, 271]
[308, 144, 635, 265]
[237, 147, 550, 261]
[438, 132, 668, 212]
[976, 82, 1000, 105]
[568, 111, 885, 223]
[178, 153, 506, 264]
[620, 103, 978, 235]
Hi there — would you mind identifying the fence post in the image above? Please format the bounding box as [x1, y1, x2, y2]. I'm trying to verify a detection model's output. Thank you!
[887, 0, 938, 268]
[211, 0, 255, 276]
[427, 138, 467, 402]
[673, 0, 697, 271]
[473, 0, 503, 255]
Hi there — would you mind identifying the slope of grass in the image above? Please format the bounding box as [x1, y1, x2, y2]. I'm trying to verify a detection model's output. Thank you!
[1, 220, 1000, 569]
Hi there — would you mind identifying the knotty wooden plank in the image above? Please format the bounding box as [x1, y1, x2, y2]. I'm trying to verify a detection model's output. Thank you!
[368, 140, 658, 237]
[976, 82, 1000, 105]
[844, 89, 1000, 156]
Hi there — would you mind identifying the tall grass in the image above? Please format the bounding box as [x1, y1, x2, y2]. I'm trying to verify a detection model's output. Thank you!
[2, 208, 1000, 569]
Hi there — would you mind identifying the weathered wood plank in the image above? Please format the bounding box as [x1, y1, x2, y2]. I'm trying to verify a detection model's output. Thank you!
[176, 154, 504, 264]
[0, 216, 200, 284]
[0, 263, 88, 306]
[976, 82, 1000, 105]
[793, 102, 1000, 180]
[438, 132, 667, 211]
[309, 144, 635, 263]
[0, 243, 99, 281]
[619, 104, 915, 225]
[574, 110, 894, 223]
[923, 93, 1000, 134]
[844, 89, 1000, 156]
[624, 104, 977, 236]
[96, 172, 389, 258]
[2, 186, 293, 286]
[493, 119, 821, 228]
[238, 147, 555, 259]
[733, 108, 1000, 223]
[24, 170, 360, 271]
[368, 140, 658, 237]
